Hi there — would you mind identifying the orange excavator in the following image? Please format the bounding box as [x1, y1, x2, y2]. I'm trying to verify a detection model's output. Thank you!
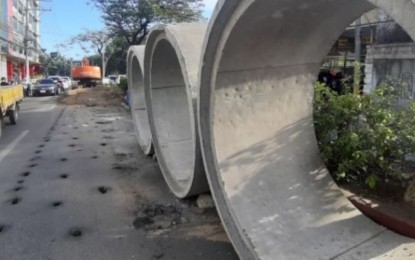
[71, 57, 101, 87]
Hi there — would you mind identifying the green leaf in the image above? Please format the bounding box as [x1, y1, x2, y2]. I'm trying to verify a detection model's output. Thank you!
[365, 174, 379, 189]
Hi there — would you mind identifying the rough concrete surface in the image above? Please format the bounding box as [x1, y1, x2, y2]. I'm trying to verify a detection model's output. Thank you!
[198, 0, 415, 259]
[144, 23, 209, 198]
[127, 46, 154, 155]
[0, 97, 237, 260]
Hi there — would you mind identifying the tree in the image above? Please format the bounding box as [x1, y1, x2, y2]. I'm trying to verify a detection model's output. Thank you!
[40, 51, 71, 76]
[70, 30, 108, 75]
[71, 30, 121, 78]
[88, 0, 204, 46]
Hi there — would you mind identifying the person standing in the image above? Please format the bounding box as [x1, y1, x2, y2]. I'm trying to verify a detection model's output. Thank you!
[1, 77, 9, 86]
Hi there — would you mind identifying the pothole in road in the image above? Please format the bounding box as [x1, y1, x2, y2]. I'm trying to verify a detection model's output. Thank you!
[133, 216, 154, 228]
[43, 138, 50, 143]
[60, 174, 69, 179]
[68, 144, 76, 148]
[112, 163, 138, 171]
[21, 171, 31, 177]
[97, 186, 111, 194]
[60, 158, 68, 162]
[96, 121, 113, 125]
[133, 204, 183, 231]
[51, 201, 63, 208]
[153, 253, 164, 259]
[35, 150, 42, 154]
[30, 156, 41, 162]
[114, 153, 129, 160]
[91, 155, 98, 159]
[13, 186, 23, 192]
[8, 197, 22, 205]
[0, 224, 9, 234]
[72, 137, 79, 140]
[100, 143, 107, 147]
[68, 228, 83, 238]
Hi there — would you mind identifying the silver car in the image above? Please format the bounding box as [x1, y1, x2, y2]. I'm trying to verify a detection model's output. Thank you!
[32, 79, 59, 96]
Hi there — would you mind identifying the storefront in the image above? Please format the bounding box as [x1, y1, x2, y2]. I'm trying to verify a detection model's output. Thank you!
[5, 58, 37, 83]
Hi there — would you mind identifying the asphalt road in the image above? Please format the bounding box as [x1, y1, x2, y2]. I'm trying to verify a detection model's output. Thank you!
[0, 96, 237, 260]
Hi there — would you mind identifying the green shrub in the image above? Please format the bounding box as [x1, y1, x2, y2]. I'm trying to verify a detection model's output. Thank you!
[119, 76, 128, 93]
[314, 79, 415, 188]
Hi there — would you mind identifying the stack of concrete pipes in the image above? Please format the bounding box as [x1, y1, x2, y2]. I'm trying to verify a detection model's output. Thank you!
[127, 1, 415, 259]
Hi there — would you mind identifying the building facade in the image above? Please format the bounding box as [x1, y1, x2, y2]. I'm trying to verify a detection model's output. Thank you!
[0, 0, 41, 82]
[364, 43, 415, 98]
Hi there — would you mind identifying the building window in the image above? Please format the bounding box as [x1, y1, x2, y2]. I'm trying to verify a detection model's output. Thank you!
[19, 21, 24, 34]
[13, 17, 18, 33]
[18, 1, 24, 14]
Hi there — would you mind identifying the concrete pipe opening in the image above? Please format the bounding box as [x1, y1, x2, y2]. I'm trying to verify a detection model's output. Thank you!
[127, 46, 153, 155]
[145, 24, 209, 198]
[199, 0, 415, 259]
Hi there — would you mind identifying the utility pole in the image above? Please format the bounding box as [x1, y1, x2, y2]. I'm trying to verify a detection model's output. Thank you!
[24, 0, 30, 85]
[353, 17, 362, 95]
[24, 0, 50, 85]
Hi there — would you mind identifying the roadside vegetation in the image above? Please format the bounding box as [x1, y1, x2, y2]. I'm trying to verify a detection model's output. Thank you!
[314, 80, 415, 198]
[70, 0, 205, 76]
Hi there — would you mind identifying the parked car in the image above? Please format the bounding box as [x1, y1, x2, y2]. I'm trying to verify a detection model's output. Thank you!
[107, 74, 126, 85]
[48, 76, 66, 91]
[61, 76, 72, 89]
[47, 75, 61, 83]
[32, 79, 59, 96]
[102, 77, 111, 85]
[108, 75, 117, 84]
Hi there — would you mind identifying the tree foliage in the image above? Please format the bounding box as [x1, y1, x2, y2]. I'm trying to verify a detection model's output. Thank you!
[314, 80, 415, 189]
[71, 30, 110, 57]
[39, 52, 71, 76]
[71, 30, 128, 76]
[88, 0, 204, 45]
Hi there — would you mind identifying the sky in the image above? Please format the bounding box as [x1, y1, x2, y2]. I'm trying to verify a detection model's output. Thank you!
[40, 0, 218, 59]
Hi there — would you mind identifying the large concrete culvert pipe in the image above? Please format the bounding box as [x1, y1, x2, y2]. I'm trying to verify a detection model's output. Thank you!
[144, 24, 210, 198]
[127, 46, 154, 155]
[198, 0, 415, 259]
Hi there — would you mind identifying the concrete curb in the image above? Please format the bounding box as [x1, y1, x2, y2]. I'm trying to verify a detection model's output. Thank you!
[349, 195, 415, 239]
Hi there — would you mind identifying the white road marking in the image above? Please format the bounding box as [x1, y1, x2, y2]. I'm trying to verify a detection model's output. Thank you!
[0, 130, 29, 165]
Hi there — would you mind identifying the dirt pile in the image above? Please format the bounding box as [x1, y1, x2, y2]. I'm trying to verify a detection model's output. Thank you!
[58, 86, 124, 107]
[133, 203, 184, 231]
